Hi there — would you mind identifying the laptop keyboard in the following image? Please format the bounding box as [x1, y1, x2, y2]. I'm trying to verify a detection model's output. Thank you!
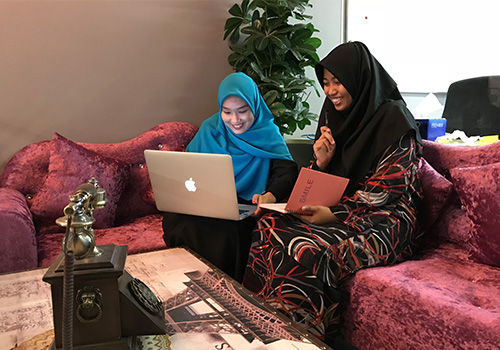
[238, 204, 257, 219]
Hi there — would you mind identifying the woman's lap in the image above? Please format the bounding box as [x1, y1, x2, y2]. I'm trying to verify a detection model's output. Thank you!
[162, 212, 257, 282]
[243, 211, 411, 338]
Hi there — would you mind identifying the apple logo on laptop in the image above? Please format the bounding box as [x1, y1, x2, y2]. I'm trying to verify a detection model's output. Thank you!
[185, 177, 197, 192]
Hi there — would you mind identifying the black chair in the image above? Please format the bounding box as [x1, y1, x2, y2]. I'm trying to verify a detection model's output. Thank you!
[442, 76, 500, 136]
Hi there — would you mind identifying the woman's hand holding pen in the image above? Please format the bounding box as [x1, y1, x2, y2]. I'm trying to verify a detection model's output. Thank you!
[313, 126, 336, 171]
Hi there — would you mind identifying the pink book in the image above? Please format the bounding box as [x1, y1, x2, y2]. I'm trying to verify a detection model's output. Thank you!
[260, 167, 349, 215]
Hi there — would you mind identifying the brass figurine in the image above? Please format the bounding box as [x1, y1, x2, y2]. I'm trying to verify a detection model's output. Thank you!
[56, 178, 107, 259]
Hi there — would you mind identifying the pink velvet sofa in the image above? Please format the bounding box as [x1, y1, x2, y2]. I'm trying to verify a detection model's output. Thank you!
[342, 140, 500, 350]
[0, 122, 198, 275]
[2, 122, 500, 349]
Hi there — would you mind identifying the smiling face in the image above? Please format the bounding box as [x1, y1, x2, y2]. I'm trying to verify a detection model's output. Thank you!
[221, 95, 255, 134]
[323, 68, 353, 112]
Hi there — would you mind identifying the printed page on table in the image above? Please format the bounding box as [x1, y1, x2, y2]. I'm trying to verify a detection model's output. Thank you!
[126, 249, 330, 350]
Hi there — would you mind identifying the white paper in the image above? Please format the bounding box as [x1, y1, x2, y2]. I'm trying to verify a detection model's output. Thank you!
[411, 93, 444, 119]
[259, 203, 288, 213]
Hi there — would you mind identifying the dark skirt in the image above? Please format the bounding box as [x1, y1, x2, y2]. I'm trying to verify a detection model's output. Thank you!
[162, 212, 258, 282]
[243, 211, 413, 341]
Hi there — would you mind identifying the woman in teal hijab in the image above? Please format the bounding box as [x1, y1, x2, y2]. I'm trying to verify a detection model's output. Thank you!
[163, 72, 298, 282]
[187, 72, 294, 202]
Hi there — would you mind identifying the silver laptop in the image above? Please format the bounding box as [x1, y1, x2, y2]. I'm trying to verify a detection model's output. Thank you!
[144, 150, 257, 221]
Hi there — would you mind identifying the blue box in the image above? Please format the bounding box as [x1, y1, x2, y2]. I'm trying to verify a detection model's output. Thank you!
[416, 119, 447, 141]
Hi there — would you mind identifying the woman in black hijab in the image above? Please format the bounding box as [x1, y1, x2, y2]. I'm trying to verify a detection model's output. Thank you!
[242, 42, 423, 346]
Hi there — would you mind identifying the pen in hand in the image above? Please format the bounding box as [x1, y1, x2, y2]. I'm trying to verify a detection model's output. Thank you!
[314, 112, 335, 171]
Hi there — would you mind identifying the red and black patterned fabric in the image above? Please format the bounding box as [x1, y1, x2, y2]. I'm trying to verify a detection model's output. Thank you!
[243, 132, 423, 339]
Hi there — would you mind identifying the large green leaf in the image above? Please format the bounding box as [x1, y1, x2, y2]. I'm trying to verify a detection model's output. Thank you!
[224, 17, 243, 40]
[256, 36, 270, 51]
[269, 35, 291, 50]
[290, 48, 304, 61]
[305, 37, 322, 49]
[263, 90, 279, 105]
[228, 3, 244, 18]
[269, 102, 287, 116]
[225, 17, 243, 31]
[295, 42, 317, 55]
[297, 117, 312, 129]
[291, 28, 313, 43]
[241, 25, 263, 36]
[251, 9, 260, 23]
[249, 61, 267, 80]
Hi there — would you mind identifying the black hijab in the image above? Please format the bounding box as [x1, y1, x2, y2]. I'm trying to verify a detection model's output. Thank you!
[314, 41, 421, 195]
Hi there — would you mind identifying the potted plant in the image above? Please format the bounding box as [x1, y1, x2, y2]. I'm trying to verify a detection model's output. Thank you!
[224, 0, 322, 135]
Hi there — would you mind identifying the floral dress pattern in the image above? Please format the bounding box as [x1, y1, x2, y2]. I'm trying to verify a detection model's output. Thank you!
[242, 132, 423, 339]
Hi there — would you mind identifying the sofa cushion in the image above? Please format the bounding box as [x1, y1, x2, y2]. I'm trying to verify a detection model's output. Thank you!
[37, 214, 165, 267]
[450, 162, 500, 267]
[30, 133, 130, 229]
[418, 158, 453, 227]
[0, 141, 51, 201]
[422, 140, 500, 247]
[425, 205, 475, 248]
[0, 188, 38, 273]
[80, 122, 199, 221]
[342, 243, 500, 350]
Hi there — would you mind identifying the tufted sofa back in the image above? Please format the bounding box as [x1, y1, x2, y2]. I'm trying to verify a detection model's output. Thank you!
[0, 122, 198, 224]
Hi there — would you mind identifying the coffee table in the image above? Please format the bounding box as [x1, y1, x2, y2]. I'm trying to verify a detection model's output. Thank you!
[0, 247, 332, 350]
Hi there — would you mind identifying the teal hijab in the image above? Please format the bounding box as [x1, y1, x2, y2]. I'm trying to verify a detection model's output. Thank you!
[186, 72, 292, 201]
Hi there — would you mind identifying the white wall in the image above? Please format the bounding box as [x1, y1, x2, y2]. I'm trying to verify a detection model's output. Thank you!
[289, 0, 344, 139]
[346, 0, 500, 93]
[301, 0, 462, 133]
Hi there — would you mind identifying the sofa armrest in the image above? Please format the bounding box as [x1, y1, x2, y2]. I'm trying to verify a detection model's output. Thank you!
[0, 188, 38, 273]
